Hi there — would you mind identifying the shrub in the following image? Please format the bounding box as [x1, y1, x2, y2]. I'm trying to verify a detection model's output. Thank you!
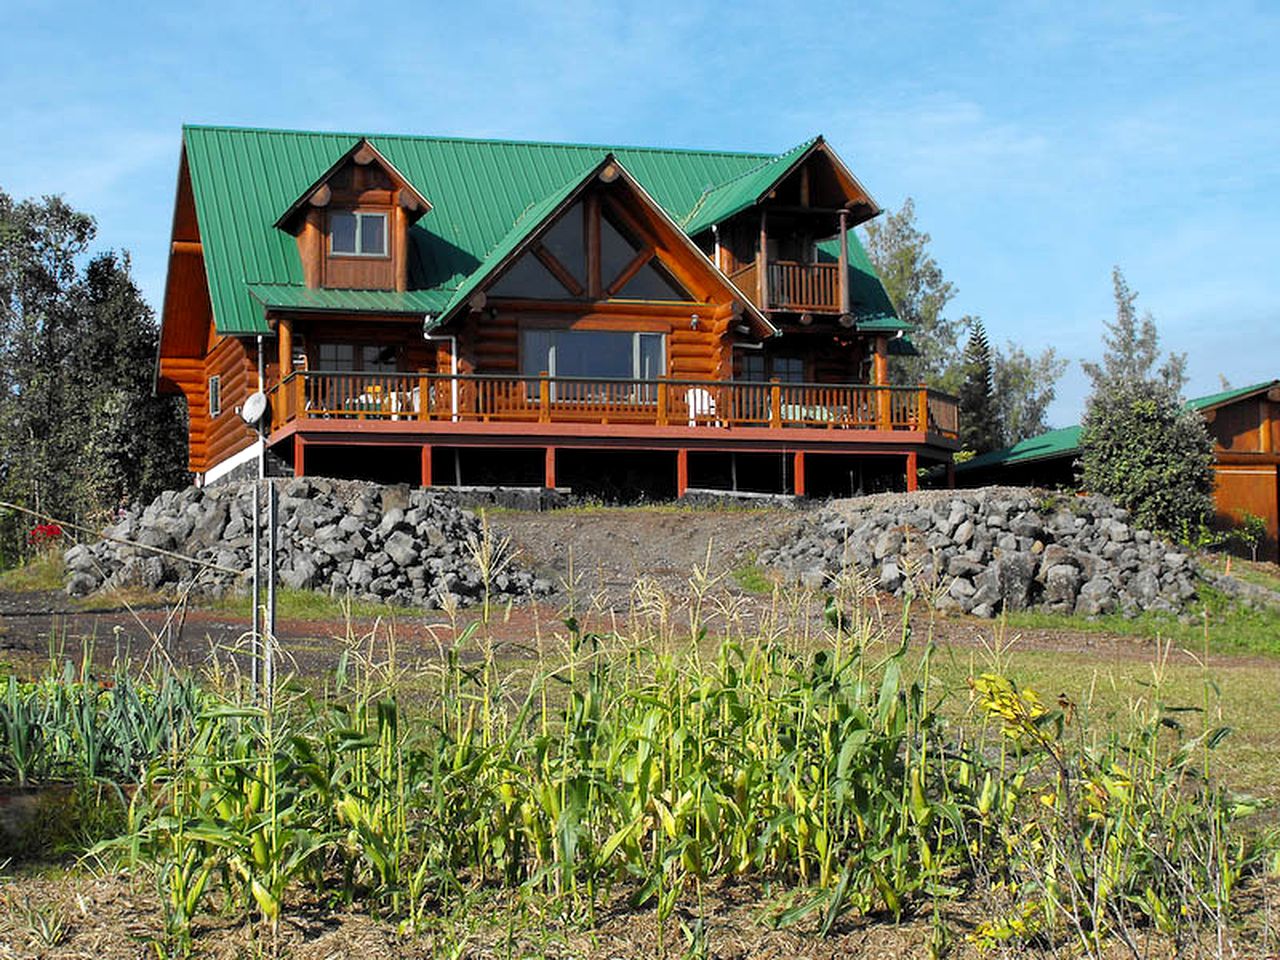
[1079, 379, 1214, 535]
[1079, 268, 1215, 536]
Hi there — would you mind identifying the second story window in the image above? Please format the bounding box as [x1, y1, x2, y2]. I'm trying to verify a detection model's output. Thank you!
[739, 354, 806, 383]
[329, 211, 387, 257]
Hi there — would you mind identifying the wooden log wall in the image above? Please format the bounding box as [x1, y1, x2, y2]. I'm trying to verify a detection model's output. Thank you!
[157, 355, 208, 473]
[203, 336, 258, 470]
[731, 332, 866, 384]
[158, 334, 256, 474]
[464, 303, 733, 382]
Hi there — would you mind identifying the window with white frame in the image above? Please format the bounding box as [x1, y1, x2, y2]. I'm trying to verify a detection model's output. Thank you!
[208, 375, 222, 418]
[329, 211, 388, 257]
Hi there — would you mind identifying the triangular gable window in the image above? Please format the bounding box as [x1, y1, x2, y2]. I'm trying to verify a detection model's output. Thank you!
[599, 215, 634, 286]
[616, 259, 689, 301]
[489, 249, 570, 299]
[486, 191, 694, 303]
[539, 204, 586, 288]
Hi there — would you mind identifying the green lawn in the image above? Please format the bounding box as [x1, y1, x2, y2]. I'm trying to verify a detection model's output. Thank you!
[1003, 585, 1280, 656]
[0, 552, 65, 592]
[924, 642, 1280, 802]
[201, 587, 402, 622]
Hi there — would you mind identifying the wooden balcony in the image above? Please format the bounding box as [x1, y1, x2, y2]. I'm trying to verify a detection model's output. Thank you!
[268, 371, 958, 441]
[767, 261, 841, 312]
[729, 261, 844, 314]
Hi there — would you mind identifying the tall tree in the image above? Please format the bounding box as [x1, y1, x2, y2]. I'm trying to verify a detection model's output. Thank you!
[1081, 268, 1187, 394]
[992, 342, 1068, 445]
[0, 189, 187, 563]
[1079, 268, 1213, 535]
[861, 198, 966, 386]
[862, 199, 1067, 443]
[956, 320, 1000, 453]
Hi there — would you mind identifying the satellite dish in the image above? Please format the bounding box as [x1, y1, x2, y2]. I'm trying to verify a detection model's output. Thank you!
[240, 391, 269, 425]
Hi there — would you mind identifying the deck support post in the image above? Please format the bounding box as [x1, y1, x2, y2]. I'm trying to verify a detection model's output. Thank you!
[586, 193, 602, 298]
[906, 451, 918, 492]
[293, 435, 305, 479]
[544, 447, 557, 490]
[676, 448, 688, 498]
[874, 336, 890, 429]
[421, 444, 432, 488]
[946, 460, 956, 489]
[794, 451, 806, 497]
[278, 317, 293, 380]
[757, 209, 769, 309]
[838, 209, 850, 316]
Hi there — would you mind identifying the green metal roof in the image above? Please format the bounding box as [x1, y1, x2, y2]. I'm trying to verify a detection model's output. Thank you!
[179, 124, 902, 337]
[957, 425, 1083, 473]
[888, 334, 919, 357]
[957, 379, 1280, 473]
[812, 232, 901, 327]
[433, 156, 606, 324]
[247, 284, 446, 315]
[1186, 379, 1279, 412]
[680, 139, 818, 237]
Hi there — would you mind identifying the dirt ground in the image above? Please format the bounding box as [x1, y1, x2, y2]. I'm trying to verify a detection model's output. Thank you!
[3, 865, 1275, 960]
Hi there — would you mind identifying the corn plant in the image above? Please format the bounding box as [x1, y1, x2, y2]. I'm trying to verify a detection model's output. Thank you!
[79, 570, 1269, 958]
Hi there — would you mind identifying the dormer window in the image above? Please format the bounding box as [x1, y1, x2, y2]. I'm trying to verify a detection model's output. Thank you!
[329, 211, 388, 257]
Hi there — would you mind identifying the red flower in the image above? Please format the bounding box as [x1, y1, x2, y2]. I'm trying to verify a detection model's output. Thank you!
[27, 523, 63, 545]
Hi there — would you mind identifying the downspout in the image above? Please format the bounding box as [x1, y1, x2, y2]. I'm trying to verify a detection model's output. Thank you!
[423, 317, 458, 421]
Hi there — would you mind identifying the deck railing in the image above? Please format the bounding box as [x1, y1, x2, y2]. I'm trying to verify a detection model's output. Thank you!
[268, 371, 959, 439]
[767, 261, 841, 312]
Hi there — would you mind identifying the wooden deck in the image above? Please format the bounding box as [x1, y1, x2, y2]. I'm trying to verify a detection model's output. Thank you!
[264, 372, 958, 494]
[268, 371, 957, 437]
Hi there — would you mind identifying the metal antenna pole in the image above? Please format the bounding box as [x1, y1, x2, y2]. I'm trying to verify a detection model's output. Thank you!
[251, 333, 266, 698]
[251, 483, 261, 695]
[264, 479, 277, 707]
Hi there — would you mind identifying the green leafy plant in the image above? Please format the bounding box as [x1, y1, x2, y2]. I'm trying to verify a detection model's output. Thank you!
[1228, 510, 1269, 562]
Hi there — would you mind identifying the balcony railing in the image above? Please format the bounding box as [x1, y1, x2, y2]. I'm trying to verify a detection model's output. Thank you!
[728, 261, 844, 314]
[269, 371, 959, 440]
[767, 261, 841, 312]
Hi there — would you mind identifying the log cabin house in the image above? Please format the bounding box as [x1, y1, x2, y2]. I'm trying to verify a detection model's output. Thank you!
[955, 380, 1280, 560]
[156, 125, 959, 499]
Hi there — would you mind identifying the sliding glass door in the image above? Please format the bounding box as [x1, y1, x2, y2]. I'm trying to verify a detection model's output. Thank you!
[520, 329, 665, 401]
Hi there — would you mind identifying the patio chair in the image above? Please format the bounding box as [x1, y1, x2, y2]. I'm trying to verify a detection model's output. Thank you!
[685, 387, 718, 427]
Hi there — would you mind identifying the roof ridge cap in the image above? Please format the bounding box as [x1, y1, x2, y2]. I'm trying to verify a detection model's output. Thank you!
[182, 123, 777, 160]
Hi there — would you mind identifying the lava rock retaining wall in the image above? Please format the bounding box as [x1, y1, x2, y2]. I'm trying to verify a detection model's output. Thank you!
[760, 487, 1199, 617]
[63, 479, 551, 608]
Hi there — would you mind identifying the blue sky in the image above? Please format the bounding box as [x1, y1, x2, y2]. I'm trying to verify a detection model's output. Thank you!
[4, 0, 1276, 425]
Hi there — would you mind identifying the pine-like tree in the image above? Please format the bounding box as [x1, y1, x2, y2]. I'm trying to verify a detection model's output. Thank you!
[957, 320, 1001, 453]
